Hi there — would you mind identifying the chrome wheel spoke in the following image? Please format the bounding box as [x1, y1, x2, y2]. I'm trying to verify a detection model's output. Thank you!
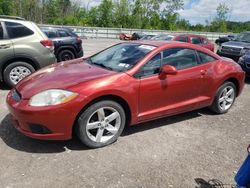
[106, 112, 119, 122]
[96, 128, 104, 142]
[106, 124, 118, 134]
[226, 89, 234, 96]
[219, 97, 224, 103]
[226, 98, 233, 103]
[97, 108, 105, 121]
[87, 121, 100, 130]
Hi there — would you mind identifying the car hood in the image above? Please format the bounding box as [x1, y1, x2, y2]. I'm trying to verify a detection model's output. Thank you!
[16, 59, 116, 99]
[222, 41, 250, 48]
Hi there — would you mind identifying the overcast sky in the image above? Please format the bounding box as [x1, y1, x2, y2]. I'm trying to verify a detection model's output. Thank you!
[75, 0, 250, 25]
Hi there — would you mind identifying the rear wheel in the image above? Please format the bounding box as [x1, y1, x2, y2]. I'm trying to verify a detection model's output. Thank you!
[58, 49, 75, 62]
[77, 100, 126, 148]
[209, 82, 236, 114]
[3, 61, 35, 88]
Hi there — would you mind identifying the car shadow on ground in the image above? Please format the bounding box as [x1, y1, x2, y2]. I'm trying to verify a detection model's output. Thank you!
[245, 77, 250, 84]
[0, 82, 9, 90]
[194, 178, 235, 188]
[0, 108, 212, 153]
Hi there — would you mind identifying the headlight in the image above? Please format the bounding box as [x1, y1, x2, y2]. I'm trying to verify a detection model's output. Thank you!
[218, 45, 222, 52]
[241, 48, 250, 56]
[238, 57, 244, 65]
[29, 89, 78, 107]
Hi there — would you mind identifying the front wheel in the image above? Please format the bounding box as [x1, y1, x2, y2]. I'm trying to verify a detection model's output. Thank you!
[3, 62, 35, 88]
[209, 82, 236, 114]
[77, 100, 126, 148]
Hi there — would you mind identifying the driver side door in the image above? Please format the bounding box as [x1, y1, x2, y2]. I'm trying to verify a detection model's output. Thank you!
[138, 48, 203, 122]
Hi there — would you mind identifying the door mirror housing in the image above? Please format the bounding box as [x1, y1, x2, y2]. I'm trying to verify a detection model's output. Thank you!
[159, 65, 177, 79]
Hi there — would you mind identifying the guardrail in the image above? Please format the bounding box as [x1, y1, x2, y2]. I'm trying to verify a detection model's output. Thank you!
[39, 24, 235, 41]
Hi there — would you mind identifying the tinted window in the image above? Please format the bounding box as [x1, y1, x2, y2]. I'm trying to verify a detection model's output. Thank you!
[5, 22, 34, 39]
[163, 48, 198, 70]
[191, 37, 202, 44]
[0, 23, 3, 39]
[176, 37, 188, 42]
[198, 52, 217, 64]
[44, 30, 57, 38]
[88, 43, 155, 72]
[138, 53, 161, 77]
[58, 30, 70, 37]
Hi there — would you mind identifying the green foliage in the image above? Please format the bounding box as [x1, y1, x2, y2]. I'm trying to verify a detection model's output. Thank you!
[0, 0, 249, 33]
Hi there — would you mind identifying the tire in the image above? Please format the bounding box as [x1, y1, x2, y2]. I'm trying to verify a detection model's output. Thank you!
[209, 81, 236, 114]
[57, 49, 75, 62]
[77, 100, 126, 148]
[3, 61, 35, 88]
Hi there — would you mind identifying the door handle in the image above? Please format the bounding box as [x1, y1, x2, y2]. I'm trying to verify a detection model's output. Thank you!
[200, 70, 207, 76]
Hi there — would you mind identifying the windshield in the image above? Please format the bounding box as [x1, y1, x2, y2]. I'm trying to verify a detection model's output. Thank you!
[151, 35, 174, 41]
[87, 43, 156, 72]
[234, 33, 250, 43]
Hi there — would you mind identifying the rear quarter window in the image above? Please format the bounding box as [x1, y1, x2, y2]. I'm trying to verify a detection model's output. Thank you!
[5, 22, 34, 39]
[58, 30, 70, 37]
[198, 51, 217, 64]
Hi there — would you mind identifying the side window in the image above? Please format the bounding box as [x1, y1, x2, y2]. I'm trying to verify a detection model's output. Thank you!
[58, 30, 70, 37]
[5, 22, 34, 39]
[176, 37, 188, 42]
[191, 37, 202, 44]
[48, 31, 57, 38]
[163, 48, 198, 70]
[138, 53, 161, 77]
[0, 23, 3, 39]
[198, 51, 217, 64]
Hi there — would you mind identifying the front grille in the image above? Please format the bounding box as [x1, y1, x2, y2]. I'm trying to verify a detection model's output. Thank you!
[12, 89, 21, 102]
[221, 46, 242, 56]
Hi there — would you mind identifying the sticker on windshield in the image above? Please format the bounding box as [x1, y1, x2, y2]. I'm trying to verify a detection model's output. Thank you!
[118, 63, 130, 68]
[139, 45, 156, 51]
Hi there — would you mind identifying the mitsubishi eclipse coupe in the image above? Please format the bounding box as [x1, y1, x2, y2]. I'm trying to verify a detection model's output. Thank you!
[6, 41, 245, 148]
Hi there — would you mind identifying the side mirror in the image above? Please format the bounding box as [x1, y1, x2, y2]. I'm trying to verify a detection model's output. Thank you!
[159, 65, 177, 79]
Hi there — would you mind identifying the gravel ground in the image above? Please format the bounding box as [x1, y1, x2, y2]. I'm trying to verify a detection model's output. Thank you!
[0, 39, 249, 188]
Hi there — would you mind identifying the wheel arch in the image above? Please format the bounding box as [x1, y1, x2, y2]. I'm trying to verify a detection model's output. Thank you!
[224, 77, 240, 97]
[72, 94, 132, 137]
[0, 56, 40, 82]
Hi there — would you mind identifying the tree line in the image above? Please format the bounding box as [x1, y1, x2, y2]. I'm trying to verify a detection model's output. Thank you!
[0, 0, 250, 33]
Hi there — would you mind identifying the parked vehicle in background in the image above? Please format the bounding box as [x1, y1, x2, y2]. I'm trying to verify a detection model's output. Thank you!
[41, 27, 83, 62]
[150, 34, 215, 52]
[215, 35, 236, 46]
[238, 52, 250, 75]
[0, 16, 56, 87]
[7, 41, 245, 148]
[119, 32, 156, 41]
[217, 32, 250, 61]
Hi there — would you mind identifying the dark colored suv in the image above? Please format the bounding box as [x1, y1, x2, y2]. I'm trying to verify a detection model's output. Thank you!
[41, 27, 84, 62]
[217, 32, 250, 61]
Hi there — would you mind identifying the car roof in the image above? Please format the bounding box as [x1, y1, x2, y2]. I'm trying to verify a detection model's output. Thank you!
[131, 40, 182, 47]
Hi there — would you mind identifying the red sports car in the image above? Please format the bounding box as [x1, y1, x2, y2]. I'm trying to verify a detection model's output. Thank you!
[151, 34, 215, 52]
[6, 41, 245, 148]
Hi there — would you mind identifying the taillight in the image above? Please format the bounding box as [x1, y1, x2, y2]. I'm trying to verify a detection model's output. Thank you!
[40, 39, 54, 51]
[76, 36, 82, 44]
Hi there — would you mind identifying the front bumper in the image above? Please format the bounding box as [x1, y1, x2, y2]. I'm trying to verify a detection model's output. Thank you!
[217, 51, 241, 61]
[6, 90, 84, 140]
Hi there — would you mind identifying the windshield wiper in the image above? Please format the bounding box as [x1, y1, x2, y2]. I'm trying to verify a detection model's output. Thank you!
[88, 59, 114, 71]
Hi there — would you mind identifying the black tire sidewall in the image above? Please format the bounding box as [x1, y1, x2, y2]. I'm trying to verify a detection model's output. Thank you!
[77, 100, 126, 148]
[3, 62, 35, 88]
[58, 49, 75, 62]
[211, 82, 236, 114]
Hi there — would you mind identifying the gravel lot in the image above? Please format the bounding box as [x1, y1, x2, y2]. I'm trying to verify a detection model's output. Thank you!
[0, 39, 249, 188]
